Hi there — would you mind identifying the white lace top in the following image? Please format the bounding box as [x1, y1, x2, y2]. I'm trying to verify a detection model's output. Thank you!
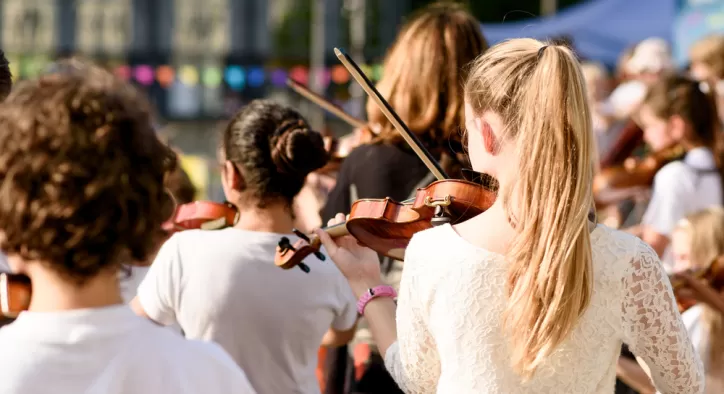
[384, 224, 704, 394]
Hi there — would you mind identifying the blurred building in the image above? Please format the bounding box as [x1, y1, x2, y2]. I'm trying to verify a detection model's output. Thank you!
[0, 0, 412, 195]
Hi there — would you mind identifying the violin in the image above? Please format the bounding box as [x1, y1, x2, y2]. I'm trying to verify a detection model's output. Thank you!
[599, 120, 644, 169]
[0, 273, 30, 318]
[276, 178, 494, 272]
[593, 144, 685, 207]
[0, 202, 238, 318]
[670, 256, 724, 313]
[274, 48, 497, 273]
[162, 201, 238, 233]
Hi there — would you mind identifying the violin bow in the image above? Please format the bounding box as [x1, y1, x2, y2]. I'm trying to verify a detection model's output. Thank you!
[286, 78, 369, 131]
[334, 48, 449, 181]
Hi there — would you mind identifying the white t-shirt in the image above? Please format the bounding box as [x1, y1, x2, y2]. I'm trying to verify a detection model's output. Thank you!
[120, 266, 149, 303]
[120, 266, 183, 335]
[0, 305, 256, 394]
[137, 228, 358, 394]
[642, 147, 723, 270]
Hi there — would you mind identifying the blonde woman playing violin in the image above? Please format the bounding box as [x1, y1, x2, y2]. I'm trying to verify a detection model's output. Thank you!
[320, 4, 488, 392]
[315, 39, 703, 393]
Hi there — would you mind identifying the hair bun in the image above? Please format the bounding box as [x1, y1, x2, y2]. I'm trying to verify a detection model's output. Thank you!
[271, 121, 329, 176]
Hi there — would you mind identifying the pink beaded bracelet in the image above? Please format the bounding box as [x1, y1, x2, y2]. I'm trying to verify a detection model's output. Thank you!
[357, 285, 397, 315]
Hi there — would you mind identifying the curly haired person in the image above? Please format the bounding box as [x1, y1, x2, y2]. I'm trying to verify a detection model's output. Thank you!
[0, 61, 256, 394]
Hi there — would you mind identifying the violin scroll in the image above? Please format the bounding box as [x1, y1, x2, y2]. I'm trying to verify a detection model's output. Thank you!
[276, 227, 346, 273]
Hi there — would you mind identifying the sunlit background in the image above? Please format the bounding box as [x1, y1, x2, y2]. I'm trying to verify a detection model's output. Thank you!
[0, 0, 720, 199]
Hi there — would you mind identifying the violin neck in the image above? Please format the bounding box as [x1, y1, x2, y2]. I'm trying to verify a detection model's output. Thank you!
[324, 222, 349, 238]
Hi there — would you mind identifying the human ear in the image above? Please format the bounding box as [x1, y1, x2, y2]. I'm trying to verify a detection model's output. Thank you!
[475, 118, 498, 154]
[222, 161, 244, 190]
[668, 115, 687, 141]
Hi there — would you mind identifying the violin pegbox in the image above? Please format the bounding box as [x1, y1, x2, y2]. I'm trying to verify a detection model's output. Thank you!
[275, 229, 326, 273]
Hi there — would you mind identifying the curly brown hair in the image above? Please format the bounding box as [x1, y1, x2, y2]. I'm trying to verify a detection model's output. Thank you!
[0, 60, 176, 285]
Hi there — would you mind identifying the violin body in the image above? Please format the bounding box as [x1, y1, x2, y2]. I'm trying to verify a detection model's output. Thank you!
[0, 273, 30, 318]
[275, 179, 496, 271]
[599, 120, 644, 169]
[0, 202, 237, 318]
[593, 144, 685, 207]
[163, 201, 238, 233]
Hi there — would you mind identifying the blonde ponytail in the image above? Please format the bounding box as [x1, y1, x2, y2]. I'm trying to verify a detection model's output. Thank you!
[465, 39, 594, 378]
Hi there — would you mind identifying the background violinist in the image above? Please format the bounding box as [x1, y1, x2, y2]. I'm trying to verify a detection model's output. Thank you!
[320, 4, 488, 392]
[689, 34, 724, 123]
[629, 74, 724, 270]
[132, 99, 358, 394]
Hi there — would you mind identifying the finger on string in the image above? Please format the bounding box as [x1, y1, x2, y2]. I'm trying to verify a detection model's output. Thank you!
[314, 228, 338, 256]
[335, 212, 346, 225]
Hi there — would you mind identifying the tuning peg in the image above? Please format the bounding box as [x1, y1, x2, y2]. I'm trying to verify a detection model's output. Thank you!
[298, 263, 310, 273]
[278, 237, 296, 252]
[292, 229, 311, 243]
[313, 251, 326, 261]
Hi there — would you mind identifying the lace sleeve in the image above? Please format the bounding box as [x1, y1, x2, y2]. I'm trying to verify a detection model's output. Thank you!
[383, 241, 440, 393]
[621, 240, 704, 394]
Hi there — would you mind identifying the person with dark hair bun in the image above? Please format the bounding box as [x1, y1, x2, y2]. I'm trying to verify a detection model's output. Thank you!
[0, 61, 255, 393]
[132, 99, 358, 394]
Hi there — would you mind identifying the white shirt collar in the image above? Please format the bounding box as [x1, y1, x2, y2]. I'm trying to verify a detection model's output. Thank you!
[3, 305, 143, 344]
[684, 147, 716, 170]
